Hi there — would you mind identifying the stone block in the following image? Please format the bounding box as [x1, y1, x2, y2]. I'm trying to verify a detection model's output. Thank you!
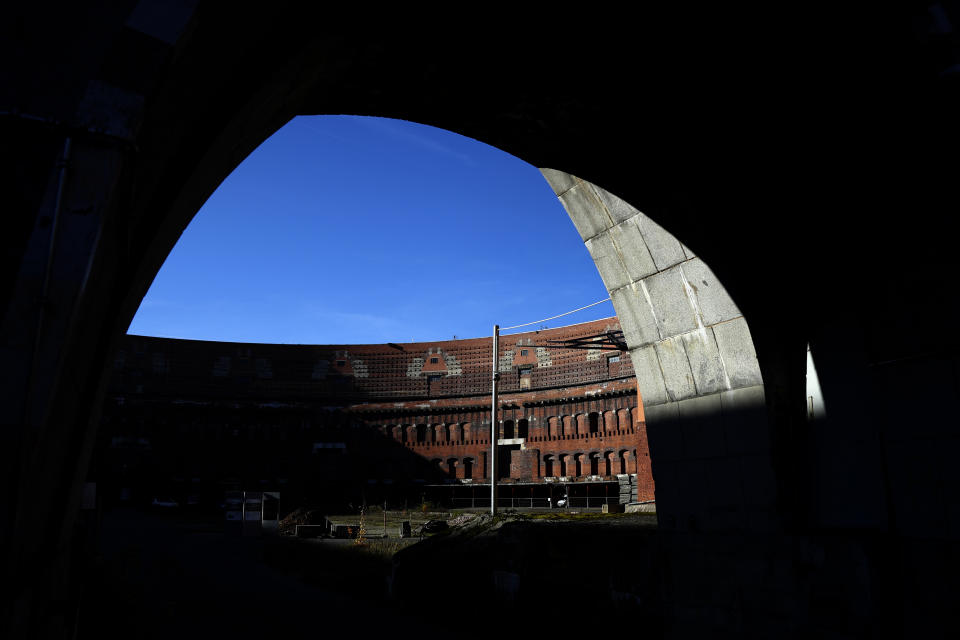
[645, 401, 681, 461]
[655, 336, 697, 402]
[611, 285, 661, 349]
[539, 168, 576, 196]
[712, 317, 763, 389]
[585, 232, 631, 291]
[609, 217, 658, 280]
[644, 265, 699, 337]
[680, 258, 741, 326]
[678, 393, 725, 458]
[721, 386, 770, 455]
[589, 182, 641, 225]
[681, 328, 728, 396]
[558, 182, 610, 241]
[637, 212, 686, 271]
[630, 345, 669, 407]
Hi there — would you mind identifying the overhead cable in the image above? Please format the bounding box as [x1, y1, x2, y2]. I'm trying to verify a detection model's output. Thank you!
[500, 297, 612, 332]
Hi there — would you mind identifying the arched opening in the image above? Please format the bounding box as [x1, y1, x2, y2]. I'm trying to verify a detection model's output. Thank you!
[543, 455, 555, 478]
[573, 453, 583, 478]
[11, 20, 904, 640]
[416, 424, 427, 443]
[604, 451, 614, 476]
[588, 412, 599, 434]
[589, 452, 600, 476]
[503, 419, 514, 439]
[558, 454, 568, 478]
[619, 450, 628, 475]
[462, 457, 474, 480]
[446, 458, 458, 480]
[517, 418, 528, 439]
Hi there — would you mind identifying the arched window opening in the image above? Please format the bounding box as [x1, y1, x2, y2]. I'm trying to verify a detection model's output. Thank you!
[589, 453, 600, 476]
[416, 424, 427, 443]
[543, 455, 554, 477]
[574, 453, 583, 477]
[559, 454, 568, 477]
[619, 450, 628, 475]
[604, 451, 613, 476]
[588, 412, 599, 434]
[503, 419, 514, 439]
[446, 458, 458, 479]
[463, 457, 474, 480]
[517, 418, 528, 439]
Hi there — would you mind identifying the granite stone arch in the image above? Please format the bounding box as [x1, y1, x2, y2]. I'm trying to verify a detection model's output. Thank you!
[541, 170, 769, 531]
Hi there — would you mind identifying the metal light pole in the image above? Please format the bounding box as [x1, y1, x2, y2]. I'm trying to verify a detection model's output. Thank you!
[490, 324, 500, 516]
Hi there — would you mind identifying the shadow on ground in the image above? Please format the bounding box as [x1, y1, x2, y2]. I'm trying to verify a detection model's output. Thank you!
[78, 508, 661, 640]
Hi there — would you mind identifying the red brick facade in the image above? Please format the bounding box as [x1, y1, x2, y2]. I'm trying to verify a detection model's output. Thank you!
[105, 317, 655, 504]
[348, 378, 654, 501]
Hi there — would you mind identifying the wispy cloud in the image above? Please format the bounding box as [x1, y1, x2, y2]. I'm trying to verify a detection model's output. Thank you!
[349, 116, 476, 166]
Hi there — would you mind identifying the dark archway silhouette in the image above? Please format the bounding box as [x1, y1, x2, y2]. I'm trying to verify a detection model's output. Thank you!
[3, 10, 955, 639]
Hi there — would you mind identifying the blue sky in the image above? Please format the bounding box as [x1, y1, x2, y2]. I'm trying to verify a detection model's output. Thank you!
[128, 115, 615, 344]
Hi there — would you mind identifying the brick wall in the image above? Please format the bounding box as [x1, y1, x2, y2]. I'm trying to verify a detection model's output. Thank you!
[105, 318, 655, 497]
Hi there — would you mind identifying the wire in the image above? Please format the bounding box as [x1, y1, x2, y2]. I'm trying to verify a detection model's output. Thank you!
[500, 298, 612, 331]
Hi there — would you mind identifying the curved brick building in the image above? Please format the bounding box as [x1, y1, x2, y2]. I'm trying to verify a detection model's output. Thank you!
[97, 317, 654, 511]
